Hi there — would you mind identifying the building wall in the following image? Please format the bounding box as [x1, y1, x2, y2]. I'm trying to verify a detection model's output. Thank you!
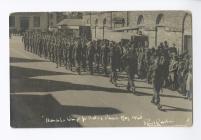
[48, 13, 58, 27]
[83, 11, 192, 53]
[9, 12, 49, 32]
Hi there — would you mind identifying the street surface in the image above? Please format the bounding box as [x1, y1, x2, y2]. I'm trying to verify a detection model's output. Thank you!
[10, 36, 192, 127]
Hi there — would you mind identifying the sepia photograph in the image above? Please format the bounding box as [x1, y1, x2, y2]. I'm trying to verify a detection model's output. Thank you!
[9, 11, 192, 128]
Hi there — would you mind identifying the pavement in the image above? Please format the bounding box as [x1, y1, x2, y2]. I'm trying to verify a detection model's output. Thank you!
[10, 36, 192, 127]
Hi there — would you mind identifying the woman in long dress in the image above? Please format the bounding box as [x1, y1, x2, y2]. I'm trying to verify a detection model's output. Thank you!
[186, 63, 193, 100]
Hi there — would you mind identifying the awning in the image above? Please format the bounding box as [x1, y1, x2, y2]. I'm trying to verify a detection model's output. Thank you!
[58, 25, 80, 30]
[57, 19, 88, 27]
[113, 26, 139, 32]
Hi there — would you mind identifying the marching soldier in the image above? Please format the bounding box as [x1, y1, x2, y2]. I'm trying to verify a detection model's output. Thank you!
[110, 42, 121, 87]
[43, 37, 48, 59]
[54, 38, 58, 63]
[63, 40, 69, 69]
[81, 41, 88, 72]
[122, 46, 138, 93]
[95, 41, 102, 73]
[151, 52, 166, 110]
[50, 39, 55, 62]
[75, 40, 82, 74]
[101, 41, 110, 75]
[56, 40, 63, 68]
[37, 37, 42, 57]
[69, 41, 75, 71]
[88, 41, 95, 75]
[23, 32, 28, 51]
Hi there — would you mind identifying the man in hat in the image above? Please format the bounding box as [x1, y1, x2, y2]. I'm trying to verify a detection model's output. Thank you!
[75, 40, 82, 74]
[88, 41, 96, 75]
[169, 53, 178, 90]
[151, 52, 166, 109]
[81, 41, 88, 72]
[69, 41, 75, 71]
[101, 41, 110, 75]
[110, 42, 121, 87]
[122, 46, 138, 93]
[95, 40, 102, 73]
[63, 40, 69, 69]
[171, 43, 178, 55]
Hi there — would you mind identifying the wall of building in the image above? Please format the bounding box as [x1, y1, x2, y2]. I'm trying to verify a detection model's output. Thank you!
[48, 13, 58, 27]
[9, 12, 49, 32]
[83, 11, 192, 53]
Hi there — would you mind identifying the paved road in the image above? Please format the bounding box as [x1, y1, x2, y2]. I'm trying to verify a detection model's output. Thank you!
[10, 36, 192, 127]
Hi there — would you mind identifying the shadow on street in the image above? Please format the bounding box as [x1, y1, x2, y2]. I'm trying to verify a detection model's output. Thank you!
[160, 105, 192, 112]
[10, 66, 129, 93]
[10, 94, 121, 128]
[10, 57, 49, 63]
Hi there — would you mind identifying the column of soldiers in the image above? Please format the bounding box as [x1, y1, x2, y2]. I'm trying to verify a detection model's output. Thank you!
[22, 31, 192, 109]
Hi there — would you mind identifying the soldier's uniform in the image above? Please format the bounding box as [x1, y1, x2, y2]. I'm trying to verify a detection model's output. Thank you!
[75, 41, 82, 74]
[110, 43, 121, 86]
[59, 40, 64, 66]
[23, 33, 28, 50]
[82, 43, 87, 72]
[54, 41, 58, 64]
[122, 47, 138, 93]
[30, 35, 34, 53]
[147, 52, 155, 83]
[151, 54, 166, 109]
[138, 48, 146, 79]
[50, 40, 55, 62]
[69, 43, 75, 71]
[33, 35, 37, 54]
[43, 38, 48, 59]
[28, 34, 32, 52]
[101, 43, 110, 75]
[56, 41, 62, 68]
[38, 38, 43, 57]
[88, 42, 95, 75]
[63, 41, 69, 69]
[47, 38, 52, 60]
[95, 42, 101, 73]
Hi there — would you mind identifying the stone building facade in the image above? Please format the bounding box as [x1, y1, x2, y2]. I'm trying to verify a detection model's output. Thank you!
[9, 12, 49, 32]
[9, 12, 66, 32]
[83, 11, 192, 54]
[9, 11, 192, 54]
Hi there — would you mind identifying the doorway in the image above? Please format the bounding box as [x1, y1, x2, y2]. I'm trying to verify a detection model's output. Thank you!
[20, 17, 29, 32]
[184, 35, 192, 56]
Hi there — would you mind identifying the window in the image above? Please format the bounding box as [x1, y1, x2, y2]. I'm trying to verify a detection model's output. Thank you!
[103, 18, 106, 25]
[33, 16, 40, 27]
[50, 13, 53, 19]
[50, 22, 53, 26]
[137, 15, 144, 25]
[156, 14, 164, 25]
[9, 16, 15, 27]
[95, 19, 98, 25]
[113, 17, 125, 28]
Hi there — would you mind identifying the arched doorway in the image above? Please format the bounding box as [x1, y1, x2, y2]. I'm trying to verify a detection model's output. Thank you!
[182, 13, 192, 55]
[155, 14, 164, 47]
[137, 15, 144, 34]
